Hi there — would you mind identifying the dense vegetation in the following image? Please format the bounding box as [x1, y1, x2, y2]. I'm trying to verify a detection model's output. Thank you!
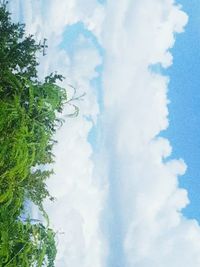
[0, 3, 68, 266]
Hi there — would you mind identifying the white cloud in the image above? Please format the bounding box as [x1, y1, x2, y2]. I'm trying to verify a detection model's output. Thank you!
[45, 118, 107, 267]
[98, 0, 200, 266]
[42, 25, 106, 267]
[8, 0, 104, 39]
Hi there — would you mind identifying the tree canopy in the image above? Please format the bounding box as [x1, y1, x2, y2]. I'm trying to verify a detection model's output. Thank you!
[0, 2, 68, 266]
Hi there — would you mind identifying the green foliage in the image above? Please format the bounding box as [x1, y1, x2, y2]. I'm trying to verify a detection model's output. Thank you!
[0, 3, 69, 266]
[0, 1, 41, 79]
[0, 219, 57, 267]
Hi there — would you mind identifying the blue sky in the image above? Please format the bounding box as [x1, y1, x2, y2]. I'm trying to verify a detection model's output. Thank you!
[163, 0, 200, 222]
[9, 1, 200, 266]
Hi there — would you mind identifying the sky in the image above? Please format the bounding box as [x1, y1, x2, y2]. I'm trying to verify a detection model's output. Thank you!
[8, 0, 200, 266]
[162, 0, 200, 222]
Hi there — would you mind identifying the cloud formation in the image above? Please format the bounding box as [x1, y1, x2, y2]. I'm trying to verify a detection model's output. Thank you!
[99, 1, 200, 266]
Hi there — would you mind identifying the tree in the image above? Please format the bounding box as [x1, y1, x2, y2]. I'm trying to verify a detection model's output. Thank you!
[0, 3, 69, 266]
[0, 219, 57, 267]
[0, 1, 41, 80]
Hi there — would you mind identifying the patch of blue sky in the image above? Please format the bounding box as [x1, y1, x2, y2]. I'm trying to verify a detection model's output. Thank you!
[161, 0, 200, 222]
[98, 0, 107, 4]
[149, 63, 163, 74]
[8, 0, 23, 22]
[59, 22, 104, 57]
[87, 117, 102, 152]
[88, 64, 105, 151]
[89, 63, 104, 116]
[84, 113, 102, 153]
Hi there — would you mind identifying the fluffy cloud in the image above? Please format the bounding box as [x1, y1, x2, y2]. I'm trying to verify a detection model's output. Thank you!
[99, 1, 200, 266]
[40, 22, 106, 267]
[45, 117, 107, 267]
[8, 0, 104, 39]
